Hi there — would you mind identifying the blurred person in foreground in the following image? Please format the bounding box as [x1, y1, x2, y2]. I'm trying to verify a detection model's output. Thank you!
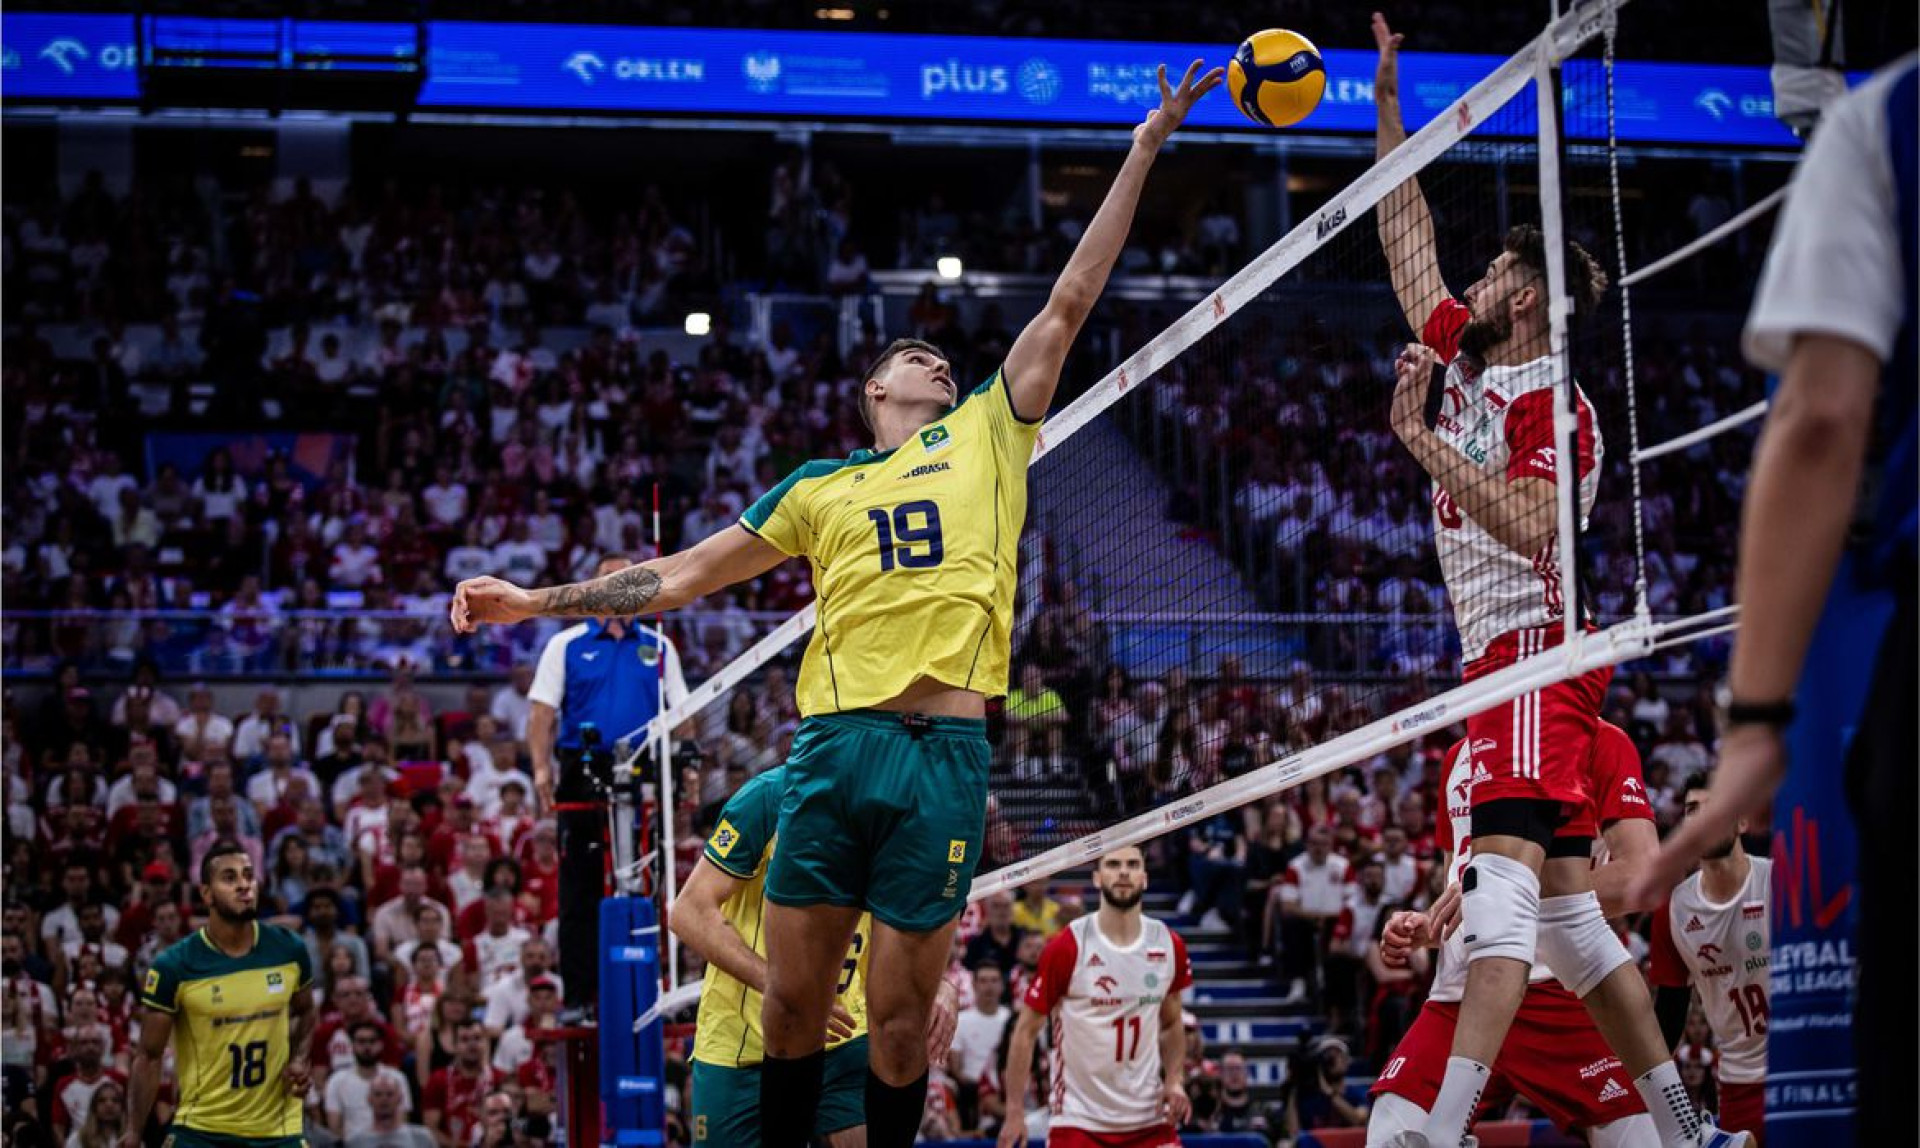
[1632, 51, 1917, 1144]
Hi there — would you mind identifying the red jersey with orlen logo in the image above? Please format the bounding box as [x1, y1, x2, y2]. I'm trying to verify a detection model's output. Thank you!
[1023, 915, 1191, 1132]
[1421, 299, 1601, 662]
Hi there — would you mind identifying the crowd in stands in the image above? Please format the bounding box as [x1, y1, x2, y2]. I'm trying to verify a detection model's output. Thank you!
[1, 664, 575, 1148]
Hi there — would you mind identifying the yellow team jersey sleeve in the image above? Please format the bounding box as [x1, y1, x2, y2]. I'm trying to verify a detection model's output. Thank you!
[737, 367, 1040, 716]
[692, 769, 870, 1068]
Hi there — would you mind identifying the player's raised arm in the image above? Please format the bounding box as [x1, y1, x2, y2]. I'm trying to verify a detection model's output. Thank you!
[450, 522, 786, 632]
[1004, 59, 1223, 421]
[1372, 12, 1450, 334]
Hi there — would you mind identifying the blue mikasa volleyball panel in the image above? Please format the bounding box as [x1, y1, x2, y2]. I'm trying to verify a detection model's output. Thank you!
[2, 11, 1824, 147]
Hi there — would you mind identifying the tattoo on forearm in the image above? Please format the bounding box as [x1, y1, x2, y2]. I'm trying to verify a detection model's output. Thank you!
[538, 565, 663, 617]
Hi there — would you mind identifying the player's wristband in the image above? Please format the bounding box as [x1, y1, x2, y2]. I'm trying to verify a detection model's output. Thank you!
[1725, 698, 1796, 728]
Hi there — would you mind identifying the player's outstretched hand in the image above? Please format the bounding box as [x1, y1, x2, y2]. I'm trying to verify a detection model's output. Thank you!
[282, 1053, 312, 1099]
[996, 1109, 1029, 1148]
[1373, 12, 1406, 89]
[1629, 723, 1786, 908]
[1390, 342, 1440, 444]
[449, 575, 537, 634]
[925, 977, 960, 1064]
[1135, 60, 1225, 150]
[1162, 1078, 1193, 1126]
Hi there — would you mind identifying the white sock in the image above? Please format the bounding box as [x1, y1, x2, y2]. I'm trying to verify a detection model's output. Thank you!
[1633, 1060, 1702, 1144]
[1424, 1055, 1490, 1146]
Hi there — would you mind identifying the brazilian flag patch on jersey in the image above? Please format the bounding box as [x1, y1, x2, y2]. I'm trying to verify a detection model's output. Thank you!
[919, 424, 952, 453]
[711, 820, 740, 857]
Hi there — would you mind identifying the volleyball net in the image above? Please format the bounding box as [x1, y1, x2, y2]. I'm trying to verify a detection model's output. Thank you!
[630, 0, 1799, 979]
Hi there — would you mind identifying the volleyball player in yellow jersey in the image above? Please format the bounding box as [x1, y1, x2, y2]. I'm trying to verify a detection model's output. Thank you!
[670, 765, 962, 1146]
[451, 60, 1222, 1147]
[122, 843, 317, 1148]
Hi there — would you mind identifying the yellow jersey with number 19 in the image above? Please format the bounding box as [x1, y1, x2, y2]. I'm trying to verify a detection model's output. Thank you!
[138, 922, 312, 1140]
[740, 366, 1040, 716]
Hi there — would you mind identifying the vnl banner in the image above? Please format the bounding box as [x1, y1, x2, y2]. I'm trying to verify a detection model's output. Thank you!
[2, 12, 1811, 147]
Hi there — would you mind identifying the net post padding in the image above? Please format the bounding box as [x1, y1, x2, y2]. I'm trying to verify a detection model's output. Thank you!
[627, 0, 1632, 756]
[970, 615, 1658, 899]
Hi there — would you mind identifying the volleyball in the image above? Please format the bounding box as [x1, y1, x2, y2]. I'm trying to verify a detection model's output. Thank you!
[1227, 29, 1327, 127]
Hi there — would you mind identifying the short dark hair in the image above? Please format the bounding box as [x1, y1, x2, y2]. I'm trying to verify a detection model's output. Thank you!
[303, 887, 343, 914]
[349, 1019, 385, 1041]
[858, 338, 946, 432]
[1681, 771, 1714, 800]
[1502, 224, 1609, 314]
[483, 857, 522, 890]
[199, 840, 251, 885]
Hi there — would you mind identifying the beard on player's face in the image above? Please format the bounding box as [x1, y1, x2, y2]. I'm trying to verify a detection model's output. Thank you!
[1099, 884, 1144, 911]
[1703, 834, 1740, 860]
[1457, 301, 1516, 359]
[211, 898, 258, 924]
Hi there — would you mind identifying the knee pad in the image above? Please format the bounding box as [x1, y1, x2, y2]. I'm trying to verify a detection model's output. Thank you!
[1364, 1090, 1430, 1148]
[1536, 892, 1633, 997]
[1460, 852, 1540, 965]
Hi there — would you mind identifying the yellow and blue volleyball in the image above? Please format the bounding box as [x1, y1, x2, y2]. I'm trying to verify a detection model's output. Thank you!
[1227, 29, 1326, 128]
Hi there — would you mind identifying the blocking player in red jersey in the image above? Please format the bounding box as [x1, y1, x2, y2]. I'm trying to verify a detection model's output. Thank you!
[1371, 14, 1725, 1146]
[995, 846, 1192, 1148]
[1647, 775, 1772, 1145]
[1366, 723, 1661, 1146]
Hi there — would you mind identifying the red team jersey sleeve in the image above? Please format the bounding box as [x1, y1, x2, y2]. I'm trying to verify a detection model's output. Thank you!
[1170, 929, 1193, 993]
[1589, 724, 1655, 826]
[1024, 926, 1080, 1014]
[1422, 298, 1470, 362]
[1647, 898, 1689, 989]
[1501, 389, 1597, 485]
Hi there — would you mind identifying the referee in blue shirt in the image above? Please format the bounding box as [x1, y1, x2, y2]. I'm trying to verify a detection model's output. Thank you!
[1637, 53, 1916, 1143]
[528, 554, 689, 1006]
